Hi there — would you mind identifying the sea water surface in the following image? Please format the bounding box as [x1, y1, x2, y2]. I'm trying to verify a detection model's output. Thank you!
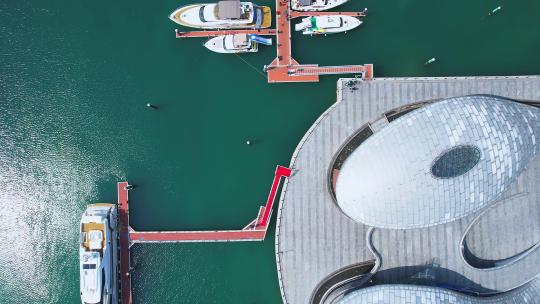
[1, 0, 540, 303]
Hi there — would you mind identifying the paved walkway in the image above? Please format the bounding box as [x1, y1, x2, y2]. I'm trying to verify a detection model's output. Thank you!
[275, 76, 540, 304]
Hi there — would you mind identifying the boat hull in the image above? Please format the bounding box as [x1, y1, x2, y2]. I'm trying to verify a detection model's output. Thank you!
[169, 4, 271, 29]
[204, 35, 259, 53]
[291, 0, 349, 11]
[296, 15, 362, 35]
[79, 204, 117, 304]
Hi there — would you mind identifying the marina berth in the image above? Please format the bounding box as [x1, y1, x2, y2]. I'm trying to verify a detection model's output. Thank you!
[294, 15, 362, 35]
[79, 204, 117, 304]
[173, 0, 371, 82]
[169, 0, 271, 29]
[291, 0, 349, 12]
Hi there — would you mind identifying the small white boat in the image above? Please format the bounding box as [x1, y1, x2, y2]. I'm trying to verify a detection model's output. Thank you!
[295, 15, 362, 35]
[169, 0, 271, 29]
[291, 0, 349, 11]
[204, 34, 257, 53]
[204, 34, 272, 53]
[79, 204, 117, 304]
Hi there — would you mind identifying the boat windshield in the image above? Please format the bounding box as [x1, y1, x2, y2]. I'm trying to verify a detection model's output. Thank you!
[83, 264, 97, 270]
[199, 6, 207, 22]
[298, 0, 313, 6]
[310, 17, 318, 30]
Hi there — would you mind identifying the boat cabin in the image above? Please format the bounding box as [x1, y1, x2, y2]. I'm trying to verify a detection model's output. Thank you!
[233, 34, 250, 47]
[222, 34, 251, 50]
[81, 221, 106, 254]
[316, 16, 343, 29]
[216, 0, 251, 20]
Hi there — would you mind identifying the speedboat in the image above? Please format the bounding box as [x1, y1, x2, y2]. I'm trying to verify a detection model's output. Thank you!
[204, 33, 272, 53]
[291, 0, 349, 11]
[169, 0, 271, 29]
[295, 15, 362, 35]
[79, 204, 117, 304]
[204, 34, 258, 53]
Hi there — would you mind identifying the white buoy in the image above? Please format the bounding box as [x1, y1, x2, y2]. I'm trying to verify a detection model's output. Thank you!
[489, 6, 501, 15]
[246, 140, 251, 145]
[425, 58, 436, 65]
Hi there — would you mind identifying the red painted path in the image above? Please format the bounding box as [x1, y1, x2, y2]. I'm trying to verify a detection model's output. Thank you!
[128, 165, 291, 243]
[117, 182, 132, 304]
[268, 0, 372, 82]
[117, 166, 292, 303]
[175, 28, 277, 38]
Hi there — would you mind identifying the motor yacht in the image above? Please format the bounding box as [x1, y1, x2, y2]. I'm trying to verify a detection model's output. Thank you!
[204, 33, 272, 53]
[79, 204, 117, 304]
[169, 0, 271, 29]
[295, 15, 362, 35]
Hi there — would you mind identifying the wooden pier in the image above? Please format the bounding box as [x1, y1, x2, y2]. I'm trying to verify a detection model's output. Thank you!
[117, 165, 292, 303]
[175, 28, 277, 38]
[269, 3, 371, 82]
[117, 181, 132, 304]
[175, 3, 373, 83]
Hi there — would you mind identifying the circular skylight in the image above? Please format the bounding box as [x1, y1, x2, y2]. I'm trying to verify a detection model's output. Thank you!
[431, 145, 481, 178]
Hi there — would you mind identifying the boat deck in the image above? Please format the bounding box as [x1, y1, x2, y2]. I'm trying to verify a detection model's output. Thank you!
[81, 222, 106, 250]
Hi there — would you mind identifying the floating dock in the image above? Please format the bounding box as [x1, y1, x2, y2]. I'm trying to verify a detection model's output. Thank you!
[118, 165, 292, 303]
[175, 3, 373, 83]
[118, 182, 132, 304]
[175, 28, 277, 38]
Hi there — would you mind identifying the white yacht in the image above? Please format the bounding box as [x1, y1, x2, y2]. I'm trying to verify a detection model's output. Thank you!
[295, 15, 362, 35]
[79, 204, 117, 304]
[204, 34, 271, 53]
[169, 0, 271, 29]
[205, 34, 258, 53]
[291, 0, 349, 11]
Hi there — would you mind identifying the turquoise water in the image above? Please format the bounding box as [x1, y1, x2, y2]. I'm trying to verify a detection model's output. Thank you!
[1, 0, 539, 303]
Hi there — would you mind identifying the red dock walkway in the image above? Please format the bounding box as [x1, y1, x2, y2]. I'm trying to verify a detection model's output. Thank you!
[128, 166, 292, 243]
[289, 11, 366, 18]
[117, 181, 132, 304]
[175, 3, 373, 83]
[117, 166, 292, 303]
[294, 64, 372, 76]
[175, 28, 277, 38]
[269, 1, 372, 82]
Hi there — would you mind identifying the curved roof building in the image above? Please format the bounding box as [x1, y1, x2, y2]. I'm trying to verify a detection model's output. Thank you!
[339, 282, 540, 304]
[275, 77, 540, 304]
[335, 95, 540, 229]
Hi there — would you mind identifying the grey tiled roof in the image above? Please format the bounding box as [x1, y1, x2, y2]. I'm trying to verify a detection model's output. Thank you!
[338, 279, 540, 304]
[335, 95, 540, 229]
